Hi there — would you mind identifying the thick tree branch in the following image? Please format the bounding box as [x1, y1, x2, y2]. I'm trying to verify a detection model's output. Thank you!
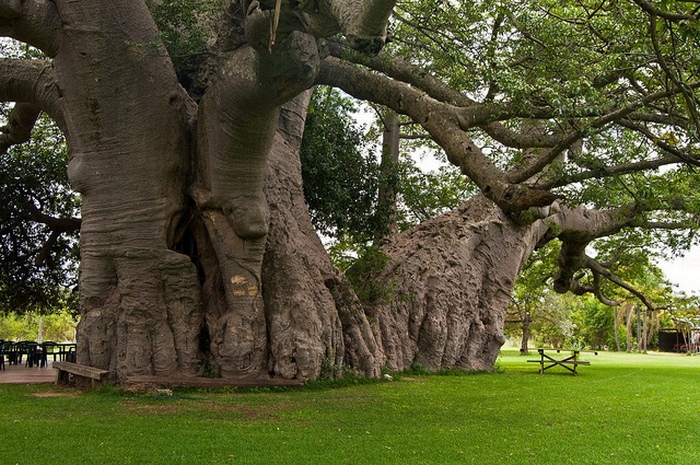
[543, 203, 638, 293]
[327, 0, 396, 53]
[318, 56, 505, 194]
[543, 198, 696, 304]
[328, 44, 563, 148]
[25, 201, 81, 233]
[508, 82, 700, 183]
[585, 256, 659, 312]
[566, 270, 623, 306]
[0, 0, 61, 56]
[22, 201, 81, 268]
[318, 56, 559, 212]
[632, 0, 700, 21]
[0, 102, 40, 152]
[0, 58, 64, 128]
[246, 0, 396, 54]
[590, 271, 624, 307]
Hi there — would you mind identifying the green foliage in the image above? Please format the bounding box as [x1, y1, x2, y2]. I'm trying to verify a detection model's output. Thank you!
[301, 88, 476, 248]
[147, 0, 222, 92]
[300, 87, 383, 243]
[2, 353, 700, 464]
[0, 309, 77, 341]
[344, 245, 394, 303]
[570, 299, 616, 350]
[0, 108, 80, 314]
[391, 0, 700, 256]
[508, 236, 678, 351]
[395, 159, 476, 227]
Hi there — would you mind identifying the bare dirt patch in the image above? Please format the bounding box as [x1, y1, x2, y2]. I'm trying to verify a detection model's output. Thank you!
[119, 398, 295, 421]
[32, 391, 80, 398]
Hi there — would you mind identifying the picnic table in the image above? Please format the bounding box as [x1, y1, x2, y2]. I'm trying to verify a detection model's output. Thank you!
[528, 349, 590, 375]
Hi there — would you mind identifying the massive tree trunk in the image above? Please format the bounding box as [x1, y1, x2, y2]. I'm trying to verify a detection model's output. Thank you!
[263, 93, 382, 379]
[365, 195, 544, 372]
[55, 1, 203, 380]
[262, 96, 545, 376]
[53, 1, 392, 383]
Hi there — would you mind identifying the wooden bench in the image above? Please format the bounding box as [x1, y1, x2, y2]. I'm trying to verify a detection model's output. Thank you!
[527, 349, 590, 376]
[53, 361, 109, 388]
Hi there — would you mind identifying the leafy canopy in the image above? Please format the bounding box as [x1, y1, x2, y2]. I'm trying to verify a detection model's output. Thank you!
[0, 107, 79, 314]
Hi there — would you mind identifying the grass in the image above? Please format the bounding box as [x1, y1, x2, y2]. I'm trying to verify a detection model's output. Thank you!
[1, 350, 699, 464]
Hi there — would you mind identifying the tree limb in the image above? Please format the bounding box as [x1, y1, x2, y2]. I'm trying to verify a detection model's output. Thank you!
[508, 81, 700, 183]
[327, 43, 563, 148]
[0, 0, 61, 57]
[584, 256, 659, 312]
[542, 199, 693, 307]
[0, 58, 64, 129]
[544, 155, 686, 190]
[0, 102, 40, 153]
[23, 202, 81, 268]
[645, 9, 700, 137]
[617, 118, 700, 167]
[567, 270, 624, 306]
[632, 0, 700, 21]
[318, 55, 559, 212]
[25, 201, 82, 233]
[544, 203, 639, 292]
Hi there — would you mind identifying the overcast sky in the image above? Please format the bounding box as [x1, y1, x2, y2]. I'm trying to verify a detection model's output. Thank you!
[656, 246, 700, 295]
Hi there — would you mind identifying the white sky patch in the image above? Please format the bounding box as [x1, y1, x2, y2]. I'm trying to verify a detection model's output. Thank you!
[656, 246, 700, 295]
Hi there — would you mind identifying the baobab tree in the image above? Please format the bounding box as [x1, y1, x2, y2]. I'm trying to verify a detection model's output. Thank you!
[2, 0, 699, 382]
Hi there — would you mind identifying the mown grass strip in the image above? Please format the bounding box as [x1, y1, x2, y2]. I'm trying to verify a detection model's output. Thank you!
[1, 351, 698, 464]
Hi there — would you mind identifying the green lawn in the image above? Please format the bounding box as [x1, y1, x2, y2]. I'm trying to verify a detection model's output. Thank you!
[1, 351, 699, 464]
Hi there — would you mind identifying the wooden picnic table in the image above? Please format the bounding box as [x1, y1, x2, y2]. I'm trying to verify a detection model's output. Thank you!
[527, 349, 590, 375]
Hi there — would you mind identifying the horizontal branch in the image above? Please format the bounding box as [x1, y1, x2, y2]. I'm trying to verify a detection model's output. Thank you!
[0, 58, 64, 130]
[0, 102, 40, 152]
[26, 201, 82, 233]
[0, 0, 60, 56]
[585, 256, 659, 312]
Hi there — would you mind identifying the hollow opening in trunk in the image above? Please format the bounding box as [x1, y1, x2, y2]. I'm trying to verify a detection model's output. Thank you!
[197, 324, 219, 378]
[174, 228, 205, 285]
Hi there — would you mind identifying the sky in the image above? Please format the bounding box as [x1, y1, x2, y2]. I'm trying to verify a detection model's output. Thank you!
[656, 246, 700, 295]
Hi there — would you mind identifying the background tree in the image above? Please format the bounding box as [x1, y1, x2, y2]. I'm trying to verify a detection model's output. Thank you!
[0, 104, 79, 314]
[300, 87, 380, 246]
[300, 87, 472, 267]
